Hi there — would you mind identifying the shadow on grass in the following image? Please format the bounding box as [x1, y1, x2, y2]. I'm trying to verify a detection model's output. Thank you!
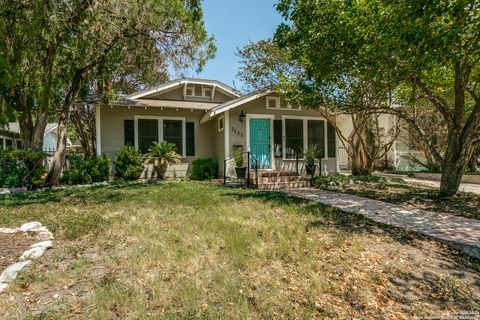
[226, 189, 480, 288]
[0, 181, 163, 208]
[226, 190, 447, 248]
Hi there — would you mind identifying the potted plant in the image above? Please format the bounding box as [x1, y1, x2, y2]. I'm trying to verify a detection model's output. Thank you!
[304, 145, 320, 175]
[146, 141, 182, 179]
[232, 147, 247, 179]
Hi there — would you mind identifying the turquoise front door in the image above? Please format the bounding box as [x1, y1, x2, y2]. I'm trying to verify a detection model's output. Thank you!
[249, 119, 271, 169]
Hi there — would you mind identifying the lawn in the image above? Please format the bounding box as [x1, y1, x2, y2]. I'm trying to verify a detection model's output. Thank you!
[0, 182, 479, 319]
[315, 176, 480, 220]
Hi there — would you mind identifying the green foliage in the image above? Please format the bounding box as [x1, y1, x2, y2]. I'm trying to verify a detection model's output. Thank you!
[191, 158, 218, 180]
[0, 149, 26, 188]
[113, 145, 144, 181]
[313, 175, 381, 188]
[274, 0, 480, 196]
[232, 147, 244, 168]
[304, 145, 320, 169]
[0, 149, 46, 189]
[146, 141, 182, 179]
[62, 154, 111, 185]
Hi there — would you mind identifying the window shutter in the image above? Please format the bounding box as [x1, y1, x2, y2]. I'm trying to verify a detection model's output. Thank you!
[186, 122, 195, 156]
[124, 120, 135, 146]
[327, 123, 336, 158]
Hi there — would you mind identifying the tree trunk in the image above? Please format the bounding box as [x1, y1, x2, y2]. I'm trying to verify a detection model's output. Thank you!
[45, 72, 84, 186]
[15, 87, 47, 151]
[439, 129, 471, 197]
[45, 106, 70, 186]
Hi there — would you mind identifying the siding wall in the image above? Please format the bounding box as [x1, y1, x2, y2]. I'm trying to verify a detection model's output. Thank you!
[100, 105, 215, 169]
[225, 94, 338, 174]
[143, 86, 233, 103]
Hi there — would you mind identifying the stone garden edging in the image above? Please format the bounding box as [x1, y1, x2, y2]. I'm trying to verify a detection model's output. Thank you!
[0, 222, 54, 293]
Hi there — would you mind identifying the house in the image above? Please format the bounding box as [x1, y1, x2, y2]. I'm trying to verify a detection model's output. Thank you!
[0, 123, 70, 153]
[96, 77, 419, 180]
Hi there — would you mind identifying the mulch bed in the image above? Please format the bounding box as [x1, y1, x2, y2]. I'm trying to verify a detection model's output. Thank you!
[0, 233, 37, 270]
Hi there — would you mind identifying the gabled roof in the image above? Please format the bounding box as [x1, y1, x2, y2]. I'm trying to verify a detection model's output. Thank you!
[124, 77, 241, 100]
[200, 88, 274, 123]
[6, 123, 58, 136]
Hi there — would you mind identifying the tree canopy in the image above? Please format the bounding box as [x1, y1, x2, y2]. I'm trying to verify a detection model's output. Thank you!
[273, 0, 480, 196]
[0, 0, 215, 185]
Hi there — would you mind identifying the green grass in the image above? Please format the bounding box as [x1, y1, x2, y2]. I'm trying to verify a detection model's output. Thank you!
[0, 181, 479, 319]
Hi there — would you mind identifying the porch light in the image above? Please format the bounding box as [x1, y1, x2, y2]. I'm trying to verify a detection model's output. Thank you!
[239, 110, 246, 122]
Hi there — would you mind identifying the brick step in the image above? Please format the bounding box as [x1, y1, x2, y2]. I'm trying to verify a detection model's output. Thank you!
[257, 181, 311, 190]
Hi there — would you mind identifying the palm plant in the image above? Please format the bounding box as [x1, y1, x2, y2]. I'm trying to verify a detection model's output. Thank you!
[146, 141, 182, 179]
[304, 144, 320, 175]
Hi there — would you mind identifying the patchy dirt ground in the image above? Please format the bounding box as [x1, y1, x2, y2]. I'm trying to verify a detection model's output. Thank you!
[319, 178, 480, 220]
[0, 182, 479, 319]
[0, 233, 37, 270]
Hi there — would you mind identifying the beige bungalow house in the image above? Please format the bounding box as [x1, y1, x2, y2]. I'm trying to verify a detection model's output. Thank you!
[96, 77, 419, 183]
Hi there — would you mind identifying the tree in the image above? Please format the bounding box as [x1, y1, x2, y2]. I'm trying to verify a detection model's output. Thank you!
[1, 0, 215, 186]
[70, 104, 97, 158]
[237, 40, 400, 175]
[275, 0, 480, 196]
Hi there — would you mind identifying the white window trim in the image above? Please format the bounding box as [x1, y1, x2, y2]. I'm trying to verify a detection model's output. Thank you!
[281, 115, 328, 161]
[245, 114, 276, 170]
[266, 96, 280, 109]
[134, 115, 186, 158]
[0, 135, 6, 149]
[265, 96, 301, 111]
[185, 84, 214, 98]
[185, 84, 195, 97]
[218, 115, 224, 132]
[202, 85, 213, 98]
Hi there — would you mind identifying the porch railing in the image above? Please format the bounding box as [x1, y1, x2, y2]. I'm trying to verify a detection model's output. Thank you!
[223, 151, 258, 188]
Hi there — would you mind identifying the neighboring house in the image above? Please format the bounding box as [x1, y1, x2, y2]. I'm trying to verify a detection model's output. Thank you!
[96, 77, 420, 177]
[0, 123, 71, 153]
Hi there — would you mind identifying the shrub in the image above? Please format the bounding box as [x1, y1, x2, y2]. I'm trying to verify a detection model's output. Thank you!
[191, 158, 218, 180]
[62, 154, 111, 185]
[313, 174, 381, 188]
[113, 145, 144, 180]
[146, 141, 182, 179]
[0, 149, 46, 189]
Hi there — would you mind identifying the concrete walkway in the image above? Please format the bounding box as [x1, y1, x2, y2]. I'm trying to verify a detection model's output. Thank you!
[286, 188, 480, 260]
[403, 177, 480, 195]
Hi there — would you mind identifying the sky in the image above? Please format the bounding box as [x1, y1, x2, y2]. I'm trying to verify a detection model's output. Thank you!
[193, 0, 284, 91]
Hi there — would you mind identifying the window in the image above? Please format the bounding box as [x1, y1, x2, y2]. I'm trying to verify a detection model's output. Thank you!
[135, 117, 186, 156]
[218, 116, 224, 132]
[0, 138, 3, 149]
[285, 119, 303, 159]
[273, 120, 282, 158]
[327, 123, 336, 158]
[124, 120, 135, 146]
[186, 84, 195, 96]
[163, 120, 183, 155]
[16, 140, 22, 150]
[138, 119, 158, 153]
[307, 120, 325, 158]
[5, 139, 13, 149]
[202, 86, 212, 98]
[266, 96, 280, 109]
[186, 122, 195, 156]
[186, 84, 213, 98]
[266, 96, 301, 110]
